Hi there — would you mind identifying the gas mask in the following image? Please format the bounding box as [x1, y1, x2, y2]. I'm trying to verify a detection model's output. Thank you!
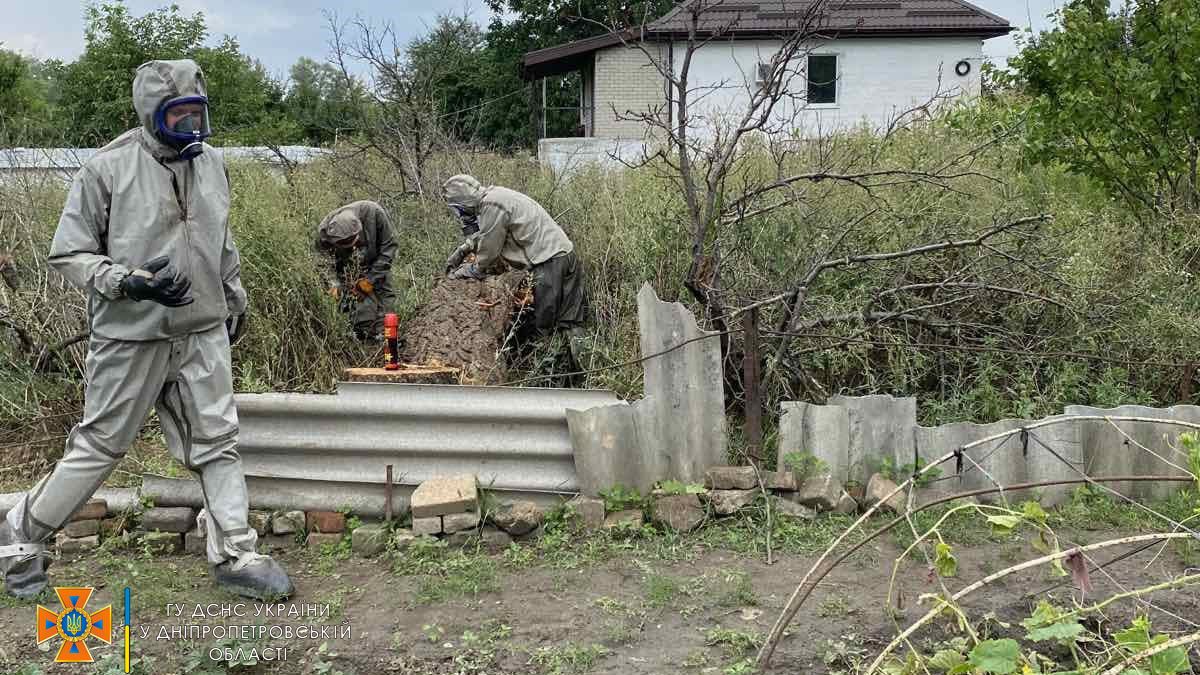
[155, 96, 211, 160]
[450, 205, 479, 237]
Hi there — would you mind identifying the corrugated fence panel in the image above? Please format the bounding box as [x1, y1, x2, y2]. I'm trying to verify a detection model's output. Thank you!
[235, 383, 619, 498]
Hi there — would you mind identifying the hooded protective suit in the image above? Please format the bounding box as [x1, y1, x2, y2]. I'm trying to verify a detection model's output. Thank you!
[315, 200, 398, 339]
[442, 175, 587, 336]
[1, 60, 289, 601]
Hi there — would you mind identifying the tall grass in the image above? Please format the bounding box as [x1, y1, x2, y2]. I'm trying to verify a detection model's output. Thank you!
[2, 115, 1200, 450]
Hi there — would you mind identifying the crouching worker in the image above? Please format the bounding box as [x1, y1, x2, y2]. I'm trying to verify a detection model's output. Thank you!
[442, 174, 587, 343]
[315, 200, 398, 341]
[0, 59, 292, 601]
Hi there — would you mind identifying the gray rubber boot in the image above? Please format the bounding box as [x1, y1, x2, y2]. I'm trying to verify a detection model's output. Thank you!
[0, 520, 51, 600]
[213, 554, 294, 601]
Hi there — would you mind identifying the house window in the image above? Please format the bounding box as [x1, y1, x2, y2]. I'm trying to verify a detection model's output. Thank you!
[807, 54, 837, 105]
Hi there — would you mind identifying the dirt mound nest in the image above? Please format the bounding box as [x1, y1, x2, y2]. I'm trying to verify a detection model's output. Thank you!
[400, 270, 530, 383]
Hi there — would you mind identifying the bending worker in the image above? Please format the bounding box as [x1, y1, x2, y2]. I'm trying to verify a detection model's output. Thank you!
[442, 175, 587, 339]
[315, 200, 397, 341]
[0, 60, 292, 600]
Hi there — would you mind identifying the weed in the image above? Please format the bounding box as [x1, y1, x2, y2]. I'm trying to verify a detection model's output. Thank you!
[681, 650, 709, 669]
[528, 643, 607, 674]
[599, 484, 645, 512]
[422, 623, 445, 643]
[876, 456, 943, 488]
[715, 569, 758, 607]
[643, 570, 684, 608]
[822, 634, 868, 672]
[782, 451, 828, 483]
[657, 479, 707, 495]
[817, 595, 853, 618]
[722, 659, 758, 675]
[705, 628, 763, 657]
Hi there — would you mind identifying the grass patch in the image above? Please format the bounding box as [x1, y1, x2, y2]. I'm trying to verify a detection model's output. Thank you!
[393, 537, 500, 604]
[528, 643, 607, 674]
[705, 628, 763, 657]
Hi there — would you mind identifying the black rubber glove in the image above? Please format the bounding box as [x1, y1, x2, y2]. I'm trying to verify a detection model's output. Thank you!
[120, 256, 193, 307]
[226, 313, 248, 345]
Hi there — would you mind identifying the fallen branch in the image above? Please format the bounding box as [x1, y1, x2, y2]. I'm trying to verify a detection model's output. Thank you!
[1100, 631, 1200, 675]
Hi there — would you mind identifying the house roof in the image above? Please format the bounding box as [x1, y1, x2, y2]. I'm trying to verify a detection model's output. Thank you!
[522, 0, 1012, 79]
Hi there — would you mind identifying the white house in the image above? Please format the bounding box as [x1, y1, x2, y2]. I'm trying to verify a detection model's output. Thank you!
[522, 0, 1012, 171]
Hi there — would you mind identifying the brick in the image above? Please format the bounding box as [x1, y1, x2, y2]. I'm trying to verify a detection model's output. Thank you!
[351, 524, 388, 557]
[248, 510, 272, 537]
[56, 533, 100, 557]
[771, 497, 816, 520]
[142, 507, 195, 533]
[865, 473, 908, 514]
[792, 472, 843, 512]
[705, 466, 759, 490]
[271, 511, 305, 535]
[567, 496, 605, 530]
[306, 532, 342, 550]
[70, 499, 107, 522]
[412, 516, 442, 536]
[64, 519, 100, 538]
[763, 470, 798, 491]
[305, 511, 346, 534]
[142, 531, 183, 555]
[100, 516, 132, 538]
[446, 531, 478, 549]
[706, 489, 757, 516]
[651, 494, 704, 532]
[262, 535, 297, 552]
[442, 511, 480, 534]
[410, 475, 478, 518]
[491, 501, 544, 536]
[185, 529, 207, 556]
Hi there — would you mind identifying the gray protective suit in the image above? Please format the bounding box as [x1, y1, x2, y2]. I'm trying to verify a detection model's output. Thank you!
[443, 175, 587, 336]
[5, 60, 258, 570]
[315, 200, 398, 339]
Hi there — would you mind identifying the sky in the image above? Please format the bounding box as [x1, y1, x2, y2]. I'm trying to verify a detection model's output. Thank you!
[0, 0, 1058, 80]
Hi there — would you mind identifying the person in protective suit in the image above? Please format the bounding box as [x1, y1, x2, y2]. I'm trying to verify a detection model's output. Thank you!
[315, 200, 397, 341]
[442, 175, 588, 342]
[0, 59, 293, 601]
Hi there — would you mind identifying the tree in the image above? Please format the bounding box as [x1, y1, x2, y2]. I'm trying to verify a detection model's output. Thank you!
[0, 49, 58, 145]
[1006, 0, 1200, 213]
[284, 57, 364, 145]
[55, 3, 299, 146]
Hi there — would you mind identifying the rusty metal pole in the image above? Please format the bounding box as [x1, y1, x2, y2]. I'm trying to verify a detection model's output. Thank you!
[743, 307, 763, 464]
[384, 464, 394, 525]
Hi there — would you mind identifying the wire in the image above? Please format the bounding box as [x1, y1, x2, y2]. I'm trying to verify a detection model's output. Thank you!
[437, 89, 524, 120]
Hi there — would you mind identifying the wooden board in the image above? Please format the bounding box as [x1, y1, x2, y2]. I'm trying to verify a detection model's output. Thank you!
[343, 366, 461, 385]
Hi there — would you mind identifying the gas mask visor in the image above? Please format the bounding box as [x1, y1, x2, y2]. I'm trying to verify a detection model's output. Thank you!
[155, 96, 211, 160]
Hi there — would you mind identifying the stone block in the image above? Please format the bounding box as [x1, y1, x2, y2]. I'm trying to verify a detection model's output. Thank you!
[412, 516, 442, 536]
[56, 533, 100, 557]
[185, 529, 207, 555]
[479, 526, 513, 553]
[492, 501, 544, 536]
[410, 475, 478, 518]
[247, 510, 272, 537]
[446, 531, 478, 548]
[142, 531, 183, 554]
[834, 491, 858, 515]
[763, 470, 798, 491]
[306, 510, 346, 534]
[271, 511, 305, 535]
[865, 473, 908, 514]
[603, 509, 644, 530]
[567, 496, 605, 530]
[442, 511, 480, 534]
[351, 524, 389, 557]
[142, 507, 195, 533]
[794, 472, 842, 512]
[262, 535, 297, 552]
[706, 489, 757, 516]
[306, 532, 342, 550]
[705, 466, 758, 490]
[64, 519, 100, 538]
[70, 499, 107, 522]
[392, 529, 416, 552]
[651, 494, 705, 532]
[100, 516, 132, 538]
[771, 497, 816, 520]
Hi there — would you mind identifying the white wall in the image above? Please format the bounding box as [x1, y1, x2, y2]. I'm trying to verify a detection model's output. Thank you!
[671, 37, 984, 137]
[538, 137, 651, 178]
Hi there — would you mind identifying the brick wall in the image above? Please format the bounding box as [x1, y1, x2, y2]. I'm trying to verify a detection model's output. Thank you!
[592, 43, 668, 139]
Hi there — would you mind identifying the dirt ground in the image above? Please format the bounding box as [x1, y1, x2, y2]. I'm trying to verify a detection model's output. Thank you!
[400, 271, 529, 383]
[1, 512, 1196, 675]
